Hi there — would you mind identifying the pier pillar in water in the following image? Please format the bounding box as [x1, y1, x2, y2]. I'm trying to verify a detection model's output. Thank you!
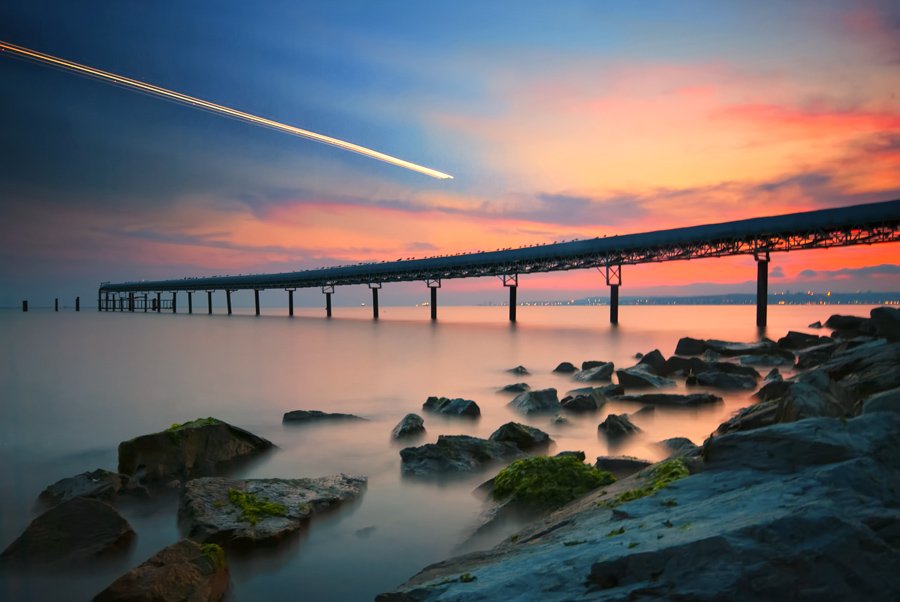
[207, 291, 213, 314]
[128, 293, 134, 312]
[172, 292, 177, 313]
[287, 289, 295, 317]
[156, 292, 161, 313]
[755, 251, 769, 328]
[226, 290, 232, 315]
[369, 283, 381, 320]
[427, 279, 440, 321]
[97, 290, 102, 312]
[76, 296, 80, 312]
[22, 300, 28, 312]
[187, 292, 193, 314]
[502, 274, 518, 323]
[55, 298, 58, 312]
[143, 294, 147, 313]
[603, 264, 622, 325]
[322, 285, 334, 318]
[254, 289, 261, 316]
[105, 292, 110, 311]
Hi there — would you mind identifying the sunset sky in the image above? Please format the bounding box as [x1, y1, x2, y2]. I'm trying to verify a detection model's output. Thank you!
[1, 1, 899, 307]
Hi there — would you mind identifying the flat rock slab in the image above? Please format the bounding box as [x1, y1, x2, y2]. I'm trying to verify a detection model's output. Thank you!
[0, 497, 134, 567]
[283, 410, 366, 423]
[400, 435, 524, 476]
[508, 388, 561, 415]
[179, 475, 367, 547]
[39, 468, 127, 506]
[118, 418, 274, 485]
[615, 393, 722, 407]
[595, 455, 652, 478]
[694, 371, 758, 390]
[93, 539, 228, 602]
[422, 396, 481, 417]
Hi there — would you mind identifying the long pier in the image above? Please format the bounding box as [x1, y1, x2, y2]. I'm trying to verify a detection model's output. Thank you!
[99, 198, 900, 327]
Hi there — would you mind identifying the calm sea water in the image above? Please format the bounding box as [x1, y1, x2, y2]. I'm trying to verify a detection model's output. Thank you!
[0, 304, 872, 601]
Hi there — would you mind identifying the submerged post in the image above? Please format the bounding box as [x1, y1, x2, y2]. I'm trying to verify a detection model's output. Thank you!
[287, 289, 294, 317]
[105, 292, 110, 311]
[75, 296, 80, 312]
[502, 274, 518, 323]
[370, 283, 381, 320]
[156, 292, 161, 313]
[755, 251, 769, 328]
[128, 292, 134, 312]
[226, 290, 232, 315]
[254, 289, 261, 316]
[55, 298, 58, 312]
[22, 300, 28, 312]
[427, 279, 440, 321]
[172, 292, 177, 313]
[143, 293, 147, 313]
[207, 291, 213, 314]
[187, 291, 193, 314]
[97, 290, 102, 312]
[604, 264, 622, 325]
[322, 285, 334, 318]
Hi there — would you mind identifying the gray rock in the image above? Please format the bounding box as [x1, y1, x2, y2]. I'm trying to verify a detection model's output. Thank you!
[674, 337, 707, 355]
[776, 330, 832, 350]
[774, 382, 846, 423]
[392, 413, 426, 439]
[118, 418, 274, 485]
[664, 356, 761, 379]
[658, 437, 699, 457]
[0, 497, 134, 567]
[616, 366, 676, 389]
[809, 320, 823, 328]
[581, 360, 610, 370]
[507, 365, 529, 375]
[736, 353, 794, 367]
[871, 306, 900, 341]
[598, 414, 640, 437]
[594, 455, 652, 477]
[499, 383, 530, 393]
[615, 393, 722, 407]
[508, 388, 561, 415]
[560, 394, 601, 412]
[862, 386, 900, 414]
[763, 368, 782, 384]
[693, 371, 758, 390]
[179, 475, 367, 546]
[811, 340, 900, 400]
[400, 436, 523, 476]
[283, 410, 366, 423]
[422, 396, 481, 417]
[39, 469, 127, 507]
[554, 451, 586, 462]
[93, 539, 229, 602]
[824, 314, 870, 331]
[567, 384, 624, 398]
[636, 349, 666, 375]
[552, 362, 577, 373]
[489, 422, 551, 451]
[716, 402, 778, 435]
[574, 362, 614, 382]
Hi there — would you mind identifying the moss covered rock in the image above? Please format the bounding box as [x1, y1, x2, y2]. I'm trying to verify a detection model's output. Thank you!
[492, 455, 615, 510]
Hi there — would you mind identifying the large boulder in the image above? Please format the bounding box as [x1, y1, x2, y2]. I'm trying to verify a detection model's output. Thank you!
[552, 362, 577, 373]
[824, 314, 871, 331]
[594, 455, 651, 478]
[774, 382, 846, 423]
[635, 349, 666, 375]
[862, 386, 900, 414]
[693, 371, 758, 390]
[598, 414, 640, 437]
[716, 402, 779, 435]
[615, 392, 722, 407]
[93, 539, 229, 602]
[283, 410, 366, 423]
[508, 388, 561, 415]
[400, 436, 523, 476]
[776, 331, 832, 350]
[616, 366, 675, 389]
[489, 422, 551, 451]
[658, 437, 700, 457]
[118, 418, 274, 486]
[422, 396, 481, 417]
[664, 357, 761, 379]
[560, 394, 602, 413]
[179, 475, 366, 547]
[673, 337, 707, 356]
[574, 362, 614, 382]
[38, 469, 127, 506]
[871, 306, 900, 341]
[391, 413, 426, 439]
[0, 497, 134, 567]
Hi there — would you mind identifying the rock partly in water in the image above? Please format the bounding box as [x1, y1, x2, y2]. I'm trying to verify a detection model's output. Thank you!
[736, 353, 794, 367]
[552, 362, 577, 373]
[38, 469, 127, 507]
[635, 349, 666, 375]
[594, 455, 652, 478]
[716, 402, 778, 435]
[491, 456, 615, 512]
[692, 371, 758, 390]
[391, 414, 426, 439]
[776, 330, 832, 350]
[422, 396, 481, 418]
[614, 393, 722, 407]
[673, 337, 707, 356]
[598, 414, 641, 437]
[498, 383, 530, 393]
[507, 365, 530, 375]
[774, 382, 847, 423]
[508, 388, 561, 415]
[674, 337, 781, 358]
[824, 313, 871, 332]
[862, 386, 900, 414]
[400, 436, 524, 477]
[560, 394, 602, 413]
[615, 366, 675, 389]
[870, 306, 900, 341]
[93, 539, 229, 602]
[117, 418, 274, 486]
[283, 410, 366, 423]
[489, 422, 551, 451]
[554, 451, 586, 462]
[574, 362, 614, 382]
[658, 437, 700, 458]
[664, 356, 762, 379]
[179, 475, 367, 547]
[0, 497, 134, 567]
[581, 360, 609, 370]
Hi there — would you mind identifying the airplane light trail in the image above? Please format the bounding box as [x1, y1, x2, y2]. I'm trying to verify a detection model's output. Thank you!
[0, 40, 453, 179]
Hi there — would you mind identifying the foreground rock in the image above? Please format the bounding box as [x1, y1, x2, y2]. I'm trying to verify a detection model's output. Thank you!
[179, 475, 366, 547]
[118, 418, 274, 486]
[400, 436, 524, 477]
[862, 386, 900, 414]
[692, 371, 757, 390]
[598, 414, 640, 437]
[776, 330, 831, 350]
[508, 388, 561, 415]
[658, 437, 700, 458]
[489, 422, 551, 451]
[0, 498, 134, 567]
[614, 392, 722, 407]
[93, 539, 228, 602]
[422, 396, 481, 417]
[392, 413, 426, 439]
[378, 412, 900, 601]
[871, 306, 900, 341]
[674, 337, 782, 358]
[39, 469, 127, 506]
[282, 410, 366, 423]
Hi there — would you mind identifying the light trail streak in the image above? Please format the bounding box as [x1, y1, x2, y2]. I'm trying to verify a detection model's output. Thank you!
[0, 40, 453, 179]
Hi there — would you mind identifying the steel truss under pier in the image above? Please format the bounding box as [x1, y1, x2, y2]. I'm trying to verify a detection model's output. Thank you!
[99, 198, 900, 326]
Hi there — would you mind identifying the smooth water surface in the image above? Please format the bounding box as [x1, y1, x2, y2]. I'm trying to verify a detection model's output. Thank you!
[0, 304, 868, 601]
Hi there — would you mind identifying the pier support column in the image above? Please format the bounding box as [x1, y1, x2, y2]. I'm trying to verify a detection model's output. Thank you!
[322, 285, 334, 318]
[502, 274, 518, 323]
[604, 264, 622, 325]
[755, 251, 770, 328]
[105, 292, 110, 311]
[207, 291, 213, 314]
[76, 296, 80, 312]
[22, 300, 28, 312]
[172, 292, 177, 314]
[426, 279, 440, 321]
[226, 290, 232, 315]
[98, 290, 102, 312]
[287, 289, 295, 317]
[128, 293, 134, 312]
[156, 292, 161, 313]
[55, 298, 58, 312]
[143, 294, 147, 313]
[187, 292, 193, 314]
[254, 289, 261, 316]
[369, 283, 381, 320]
[119, 296, 124, 311]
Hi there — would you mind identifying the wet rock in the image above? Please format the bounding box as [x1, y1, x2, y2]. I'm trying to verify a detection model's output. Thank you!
[763, 368, 782, 384]
[179, 475, 367, 546]
[812, 340, 900, 400]
[862, 386, 900, 414]
[581, 360, 609, 370]
[555, 451, 586, 462]
[499, 383, 530, 393]
[489, 422, 551, 451]
[567, 384, 624, 399]
[560, 394, 602, 412]
[552, 362, 577, 374]
[38, 469, 127, 507]
[615, 392, 722, 407]
[392, 414, 426, 439]
[658, 437, 700, 457]
[118, 418, 274, 486]
[598, 414, 640, 437]
[634, 352, 644, 359]
[400, 436, 523, 476]
[871, 306, 900, 341]
[508, 388, 561, 415]
[795, 341, 843, 370]
[809, 320, 823, 328]
[674, 337, 707, 356]
[635, 349, 666, 375]
[693, 371, 758, 390]
[704, 339, 781, 357]
[774, 382, 846, 423]
[422, 396, 481, 417]
[776, 330, 832, 350]
[283, 410, 366, 423]
[736, 353, 794, 367]
[663, 356, 761, 379]
[93, 539, 228, 602]
[616, 366, 675, 389]
[753, 377, 791, 402]
[594, 455, 651, 478]
[574, 362, 614, 382]
[824, 314, 870, 331]
[633, 405, 656, 416]
[0, 498, 134, 567]
[507, 365, 529, 375]
[716, 402, 778, 434]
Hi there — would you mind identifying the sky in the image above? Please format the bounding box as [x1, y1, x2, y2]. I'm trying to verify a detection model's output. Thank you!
[1, 0, 899, 307]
